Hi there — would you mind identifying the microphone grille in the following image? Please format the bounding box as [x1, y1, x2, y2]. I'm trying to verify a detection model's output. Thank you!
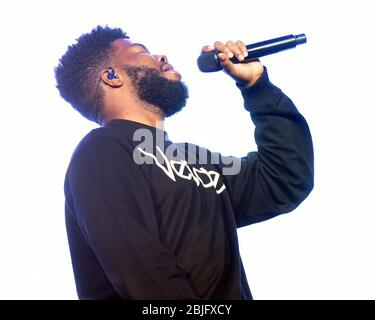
[197, 50, 222, 73]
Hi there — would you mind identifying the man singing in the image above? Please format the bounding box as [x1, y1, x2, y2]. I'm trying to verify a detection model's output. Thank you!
[55, 25, 314, 299]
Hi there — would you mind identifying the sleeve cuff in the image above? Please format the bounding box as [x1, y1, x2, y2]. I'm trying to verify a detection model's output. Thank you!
[237, 67, 282, 112]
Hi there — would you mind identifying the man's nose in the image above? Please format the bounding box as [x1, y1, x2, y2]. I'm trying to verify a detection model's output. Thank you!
[155, 54, 168, 64]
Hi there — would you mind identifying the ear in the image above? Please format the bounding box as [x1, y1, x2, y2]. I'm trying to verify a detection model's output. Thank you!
[100, 68, 124, 88]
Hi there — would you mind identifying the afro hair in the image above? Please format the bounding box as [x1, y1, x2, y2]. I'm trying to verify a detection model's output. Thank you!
[55, 25, 129, 123]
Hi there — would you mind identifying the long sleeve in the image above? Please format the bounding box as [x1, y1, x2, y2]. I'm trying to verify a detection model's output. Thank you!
[65, 136, 199, 299]
[222, 68, 314, 227]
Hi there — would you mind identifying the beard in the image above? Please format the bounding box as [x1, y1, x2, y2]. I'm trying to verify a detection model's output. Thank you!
[123, 66, 189, 117]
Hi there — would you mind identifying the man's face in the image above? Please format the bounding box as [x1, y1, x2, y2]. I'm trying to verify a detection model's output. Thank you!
[111, 39, 188, 117]
[112, 38, 182, 81]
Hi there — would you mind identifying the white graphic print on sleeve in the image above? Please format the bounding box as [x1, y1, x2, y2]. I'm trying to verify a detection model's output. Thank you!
[138, 147, 226, 194]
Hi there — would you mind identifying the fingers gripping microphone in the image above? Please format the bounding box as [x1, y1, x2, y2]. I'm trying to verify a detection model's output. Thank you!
[197, 33, 307, 72]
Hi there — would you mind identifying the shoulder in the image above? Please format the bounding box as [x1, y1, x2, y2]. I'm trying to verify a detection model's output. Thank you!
[65, 127, 136, 182]
[70, 127, 131, 163]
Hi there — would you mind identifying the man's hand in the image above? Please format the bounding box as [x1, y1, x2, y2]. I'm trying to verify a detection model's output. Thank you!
[201, 40, 264, 88]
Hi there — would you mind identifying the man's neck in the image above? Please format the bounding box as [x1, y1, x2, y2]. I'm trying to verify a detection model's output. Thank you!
[102, 107, 165, 129]
[101, 92, 166, 129]
[115, 114, 165, 129]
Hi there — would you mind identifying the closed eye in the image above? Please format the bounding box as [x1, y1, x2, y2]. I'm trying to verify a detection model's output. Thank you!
[130, 43, 150, 54]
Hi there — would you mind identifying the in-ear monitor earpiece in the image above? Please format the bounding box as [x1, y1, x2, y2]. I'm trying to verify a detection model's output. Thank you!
[107, 67, 118, 80]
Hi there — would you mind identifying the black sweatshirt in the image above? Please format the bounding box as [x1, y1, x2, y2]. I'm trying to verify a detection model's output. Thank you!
[64, 69, 314, 300]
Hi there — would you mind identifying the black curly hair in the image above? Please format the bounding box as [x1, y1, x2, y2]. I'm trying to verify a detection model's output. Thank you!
[55, 25, 129, 123]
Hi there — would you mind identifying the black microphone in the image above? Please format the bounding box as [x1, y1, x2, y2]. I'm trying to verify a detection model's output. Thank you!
[197, 33, 307, 72]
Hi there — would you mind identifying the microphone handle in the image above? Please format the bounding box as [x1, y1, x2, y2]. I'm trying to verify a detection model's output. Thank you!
[239, 33, 307, 62]
[198, 34, 306, 72]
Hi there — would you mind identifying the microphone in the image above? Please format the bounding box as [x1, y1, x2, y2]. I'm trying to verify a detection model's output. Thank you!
[197, 33, 307, 72]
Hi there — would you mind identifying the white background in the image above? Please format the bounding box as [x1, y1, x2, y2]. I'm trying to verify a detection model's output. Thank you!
[0, 0, 374, 299]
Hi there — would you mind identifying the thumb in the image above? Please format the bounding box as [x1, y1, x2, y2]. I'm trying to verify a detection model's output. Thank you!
[201, 45, 215, 54]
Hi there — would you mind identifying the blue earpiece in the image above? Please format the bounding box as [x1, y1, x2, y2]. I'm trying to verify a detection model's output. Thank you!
[107, 67, 118, 80]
